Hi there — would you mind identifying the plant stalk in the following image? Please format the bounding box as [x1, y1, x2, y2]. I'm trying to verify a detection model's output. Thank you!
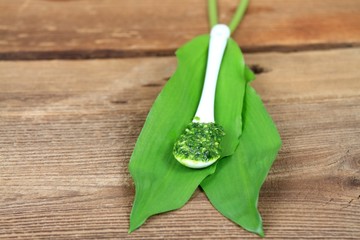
[228, 0, 249, 33]
[208, 0, 218, 28]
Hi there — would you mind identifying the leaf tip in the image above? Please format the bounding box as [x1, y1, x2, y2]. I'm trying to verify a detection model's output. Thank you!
[128, 221, 137, 234]
[129, 206, 148, 234]
[257, 227, 265, 238]
[128, 218, 143, 234]
[250, 213, 265, 237]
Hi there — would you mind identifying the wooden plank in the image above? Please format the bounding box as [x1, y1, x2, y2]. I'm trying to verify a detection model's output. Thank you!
[0, 48, 359, 239]
[1, 0, 360, 59]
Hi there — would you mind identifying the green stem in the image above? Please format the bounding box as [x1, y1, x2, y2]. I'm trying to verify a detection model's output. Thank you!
[228, 0, 249, 33]
[208, 0, 218, 28]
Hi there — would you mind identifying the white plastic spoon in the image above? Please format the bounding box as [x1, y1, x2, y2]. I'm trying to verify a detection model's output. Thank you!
[173, 24, 230, 168]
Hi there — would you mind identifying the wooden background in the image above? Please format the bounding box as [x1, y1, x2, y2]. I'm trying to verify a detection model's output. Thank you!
[0, 0, 359, 239]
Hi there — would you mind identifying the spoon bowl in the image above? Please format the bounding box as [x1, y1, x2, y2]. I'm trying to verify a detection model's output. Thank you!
[173, 122, 225, 169]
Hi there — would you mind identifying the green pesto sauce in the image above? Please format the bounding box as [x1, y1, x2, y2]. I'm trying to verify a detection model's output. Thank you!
[173, 122, 225, 162]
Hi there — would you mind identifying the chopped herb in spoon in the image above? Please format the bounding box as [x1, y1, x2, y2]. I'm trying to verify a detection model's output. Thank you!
[173, 122, 225, 168]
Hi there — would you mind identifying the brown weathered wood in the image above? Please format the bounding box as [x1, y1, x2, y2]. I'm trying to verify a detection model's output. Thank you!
[0, 48, 360, 239]
[0, 0, 360, 59]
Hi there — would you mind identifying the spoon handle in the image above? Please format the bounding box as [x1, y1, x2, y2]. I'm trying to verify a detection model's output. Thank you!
[194, 24, 230, 123]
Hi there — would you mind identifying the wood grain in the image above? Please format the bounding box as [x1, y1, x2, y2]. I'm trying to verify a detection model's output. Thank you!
[0, 48, 359, 239]
[0, 0, 360, 59]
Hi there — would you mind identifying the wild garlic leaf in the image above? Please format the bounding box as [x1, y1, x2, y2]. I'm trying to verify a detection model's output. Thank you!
[216, 38, 246, 156]
[201, 84, 282, 237]
[129, 35, 246, 232]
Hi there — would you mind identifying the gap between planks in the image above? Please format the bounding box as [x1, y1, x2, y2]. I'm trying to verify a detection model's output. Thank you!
[0, 42, 358, 61]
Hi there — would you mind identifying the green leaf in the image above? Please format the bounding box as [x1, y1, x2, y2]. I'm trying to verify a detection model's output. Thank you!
[129, 35, 247, 232]
[201, 84, 282, 237]
[216, 38, 246, 156]
[244, 65, 256, 83]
